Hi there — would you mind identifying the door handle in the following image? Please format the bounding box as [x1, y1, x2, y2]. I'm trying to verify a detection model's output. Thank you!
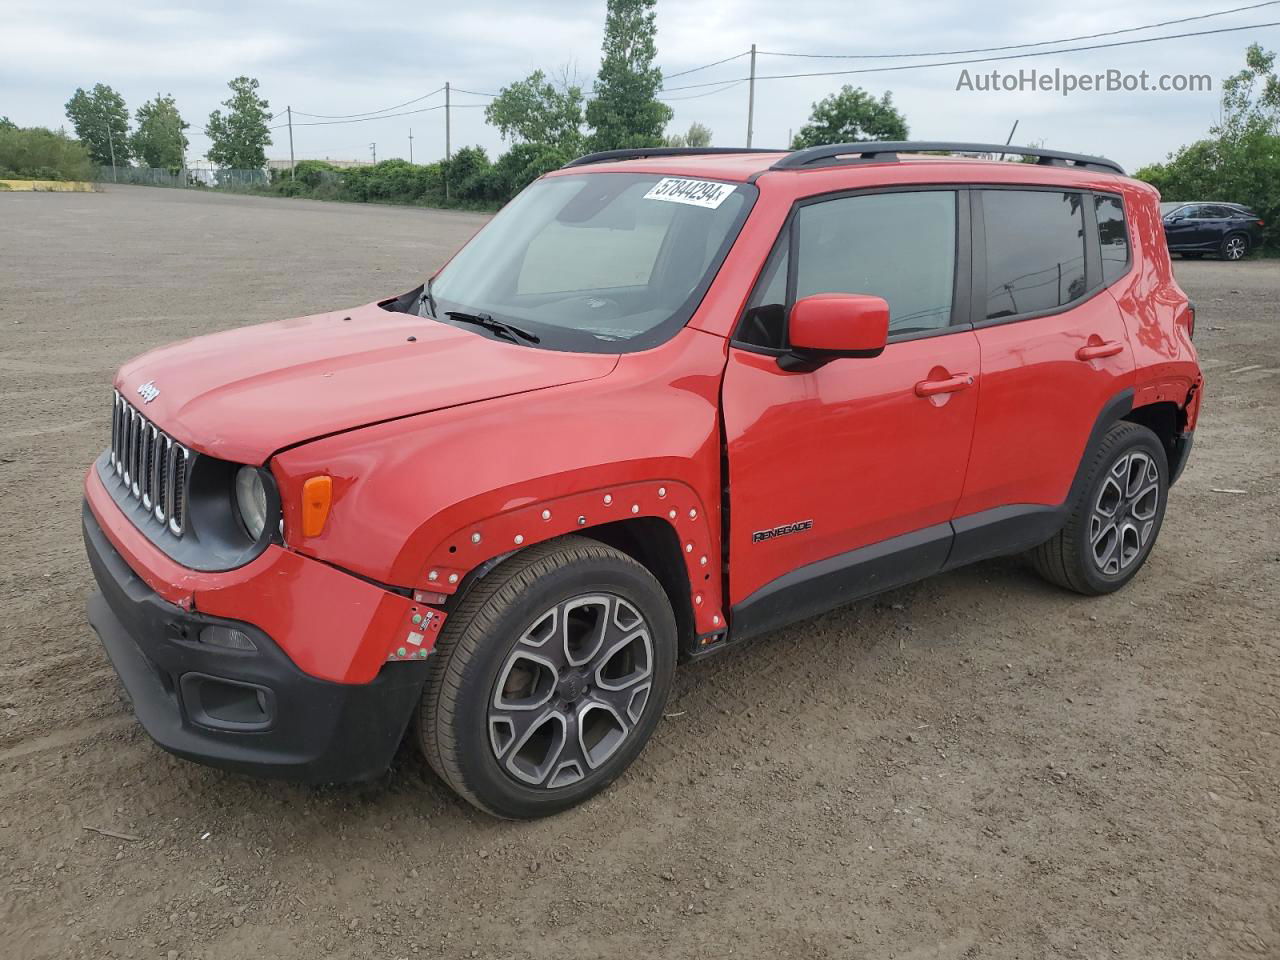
[914, 373, 974, 398]
[1076, 341, 1124, 361]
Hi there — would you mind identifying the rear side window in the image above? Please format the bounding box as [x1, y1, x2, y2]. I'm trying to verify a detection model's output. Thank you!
[793, 190, 957, 335]
[1094, 195, 1130, 285]
[982, 190, 1086, 320]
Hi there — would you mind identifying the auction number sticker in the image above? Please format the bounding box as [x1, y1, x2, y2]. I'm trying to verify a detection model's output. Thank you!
[643, 177, 736, 209]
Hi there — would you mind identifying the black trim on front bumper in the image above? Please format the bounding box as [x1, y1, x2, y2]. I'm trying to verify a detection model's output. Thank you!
[83, 501, 428, 783]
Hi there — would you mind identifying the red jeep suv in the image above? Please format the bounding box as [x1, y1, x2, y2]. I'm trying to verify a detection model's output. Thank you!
[83, 141, 1202, 818]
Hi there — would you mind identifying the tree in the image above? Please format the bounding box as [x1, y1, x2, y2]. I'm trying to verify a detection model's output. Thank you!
[1134, 46, 1280, 249]
[790, 86, 908, 149]
[131, 94, 189, 168]
[64, 84, 131, 166]
[205, 76, 271, 169]
[1218, 42, 1280, 140]
[585, 0, 673, 151]
[0, 116, 16, 132]
[485, 69, 585, 153]
[665, 121, 712, 148]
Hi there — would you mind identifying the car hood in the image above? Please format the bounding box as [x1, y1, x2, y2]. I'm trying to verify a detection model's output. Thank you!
[115, 302, 619, 464]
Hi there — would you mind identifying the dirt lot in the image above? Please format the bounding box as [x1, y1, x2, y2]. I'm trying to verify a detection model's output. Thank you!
[1, 185, 1277, 960]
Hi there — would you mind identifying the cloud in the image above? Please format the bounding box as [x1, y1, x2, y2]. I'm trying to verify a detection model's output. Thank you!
[0, 0, 1269, 170]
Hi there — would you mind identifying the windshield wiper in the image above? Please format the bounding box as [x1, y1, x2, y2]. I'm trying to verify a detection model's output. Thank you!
[445, 311, 541, 344]
[420, 277, 439, 319]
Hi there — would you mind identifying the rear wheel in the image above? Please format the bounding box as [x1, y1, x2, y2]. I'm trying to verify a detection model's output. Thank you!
[1029, 422, 1168, 595]
[418, 536, 677, 818]
[1220, 233, 1249, 261]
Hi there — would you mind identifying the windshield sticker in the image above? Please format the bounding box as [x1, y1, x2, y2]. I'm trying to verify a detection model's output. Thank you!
[643, 177, 736, 209]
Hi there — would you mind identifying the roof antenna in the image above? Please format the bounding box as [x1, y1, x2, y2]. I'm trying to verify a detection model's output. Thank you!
[1000, 120, 1019, 162]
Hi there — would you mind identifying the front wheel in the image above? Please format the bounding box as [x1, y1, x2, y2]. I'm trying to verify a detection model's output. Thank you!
[417, 536, 677, 818]
[1029, 422, 1168, 595]
[1220, 233, 1249, 261]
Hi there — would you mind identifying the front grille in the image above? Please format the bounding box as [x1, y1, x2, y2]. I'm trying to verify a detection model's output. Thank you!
[110, 391, 190, 536]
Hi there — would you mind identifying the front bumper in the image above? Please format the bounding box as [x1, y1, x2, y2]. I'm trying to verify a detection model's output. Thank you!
[84, 502, 429, 783]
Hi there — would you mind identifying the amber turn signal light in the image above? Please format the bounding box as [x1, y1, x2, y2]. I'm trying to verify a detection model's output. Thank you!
[301, 475, 332, 537]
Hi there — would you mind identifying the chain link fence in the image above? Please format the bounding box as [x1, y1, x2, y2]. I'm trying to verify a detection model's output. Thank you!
[95, 166, 270, 190]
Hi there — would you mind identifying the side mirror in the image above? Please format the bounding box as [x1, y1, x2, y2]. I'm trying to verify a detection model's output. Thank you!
[780, 293, 890, 372]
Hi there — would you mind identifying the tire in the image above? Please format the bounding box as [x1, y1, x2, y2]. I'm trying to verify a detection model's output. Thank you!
[417, 536, 677, 818]
[1029, 421, 1168, 596]
[1220, 233, 1249, 261]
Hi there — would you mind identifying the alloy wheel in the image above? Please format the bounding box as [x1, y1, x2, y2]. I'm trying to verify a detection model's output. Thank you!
[488, 594, 654, 789]
[1089, 451, 1161, 576]
[1224, 236, 1247, 260]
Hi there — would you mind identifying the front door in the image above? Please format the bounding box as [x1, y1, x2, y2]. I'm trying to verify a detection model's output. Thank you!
[723, 188, 980, 635]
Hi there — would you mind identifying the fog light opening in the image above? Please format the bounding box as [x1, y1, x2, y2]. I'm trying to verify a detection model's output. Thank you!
[199, 625, 257, 651]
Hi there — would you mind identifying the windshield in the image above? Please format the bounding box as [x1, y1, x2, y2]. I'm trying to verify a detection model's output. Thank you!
[426, 172, 756, 352]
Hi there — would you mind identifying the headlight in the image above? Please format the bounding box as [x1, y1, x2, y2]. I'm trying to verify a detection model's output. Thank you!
[234, 466, 268, 539]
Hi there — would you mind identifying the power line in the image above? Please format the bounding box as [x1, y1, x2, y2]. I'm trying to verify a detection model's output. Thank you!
[659, 78, 749, 101]
[756, 0, 1280, 60]
[664, 50, 752, 79]
[288, 102, 488, 127]
[292, 86, 445, 120]
[659, 20, 1280, 92]
[449, 87, 499, 98]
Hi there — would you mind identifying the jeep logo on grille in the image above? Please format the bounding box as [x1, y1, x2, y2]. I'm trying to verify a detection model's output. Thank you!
[136, 381, 160, 404]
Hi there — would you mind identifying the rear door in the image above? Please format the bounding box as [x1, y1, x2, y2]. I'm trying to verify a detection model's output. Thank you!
[950, 188, 1135, 563]
[722, 188, 980, 623]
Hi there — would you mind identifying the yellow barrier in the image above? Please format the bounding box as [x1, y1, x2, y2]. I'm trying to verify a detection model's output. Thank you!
[0, 180, 97, 192]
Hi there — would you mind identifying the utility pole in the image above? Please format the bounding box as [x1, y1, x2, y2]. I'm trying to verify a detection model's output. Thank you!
[370, 142, 377, 164]
[444, 81, 452, 201]
[287, 106, 295, 180]
[408, 128, 414, 164]
[746, 43, 757, 148]
[107, 124, 117, 181]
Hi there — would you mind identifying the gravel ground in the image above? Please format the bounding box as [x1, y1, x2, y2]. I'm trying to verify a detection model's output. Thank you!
[1, 185, 1277, 960]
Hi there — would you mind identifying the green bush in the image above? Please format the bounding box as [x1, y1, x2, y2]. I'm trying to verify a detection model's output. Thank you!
[0, 125, 93, 181]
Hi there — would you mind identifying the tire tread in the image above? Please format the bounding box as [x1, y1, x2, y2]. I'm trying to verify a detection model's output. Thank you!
[418, 536, 652, 817]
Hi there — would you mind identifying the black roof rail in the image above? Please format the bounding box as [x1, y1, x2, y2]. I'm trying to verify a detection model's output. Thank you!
[771, 141, 1125, 176]
[563, 146, 785, 169]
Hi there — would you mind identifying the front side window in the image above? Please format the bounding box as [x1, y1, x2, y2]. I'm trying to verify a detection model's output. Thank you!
[428, 173, 755, 352]
[1094, 195, 1130, 285]
[793, 190, 958, 336]
[982, 190, 1086, 320]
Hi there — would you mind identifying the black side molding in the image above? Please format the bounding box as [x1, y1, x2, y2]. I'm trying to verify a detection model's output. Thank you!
[729, 522, 953, 646]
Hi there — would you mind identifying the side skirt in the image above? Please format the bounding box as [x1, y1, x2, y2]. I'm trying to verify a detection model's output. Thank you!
[724, 523, 953, 649]
[719, 505, 1070, 655]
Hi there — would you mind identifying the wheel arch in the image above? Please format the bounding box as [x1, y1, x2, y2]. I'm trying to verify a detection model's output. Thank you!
[1124, 399, 1192, 485]
[415, 479, 725, 641]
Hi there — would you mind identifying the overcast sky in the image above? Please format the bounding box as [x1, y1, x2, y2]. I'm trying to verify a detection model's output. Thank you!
[3, 0, 1278, 172]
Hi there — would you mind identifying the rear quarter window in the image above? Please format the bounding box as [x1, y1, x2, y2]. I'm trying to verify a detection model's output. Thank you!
[1094, 195, 1130, 285]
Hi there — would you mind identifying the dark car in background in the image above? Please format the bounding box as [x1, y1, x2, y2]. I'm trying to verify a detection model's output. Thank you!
[1160, 201, 1264, 261]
